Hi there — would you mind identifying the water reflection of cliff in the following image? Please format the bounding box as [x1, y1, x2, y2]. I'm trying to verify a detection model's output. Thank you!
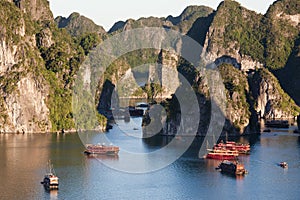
[0, 134, 52, 199]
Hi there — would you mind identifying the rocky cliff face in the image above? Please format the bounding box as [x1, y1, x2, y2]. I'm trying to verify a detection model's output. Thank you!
[4, 76, 51, 133]
[249, 68, 299, 119]
[201, 1, 264, 72]
[0, 0, 51, 132]
[97, 48, 181, 112]
[1, 0, 299, 134]
[8, 0, 53, 21]
[256, 1, 300, 108]
[0, 0, 86, 133]
[219, 64, 251, 134]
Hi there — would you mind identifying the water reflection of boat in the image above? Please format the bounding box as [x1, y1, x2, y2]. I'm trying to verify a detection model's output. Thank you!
[216, 160, 248, 176]
[84, 144, 119, 155]
[263, 129, 271, 133]
[41, 160, 59, 190]
[85, 153, 119, 160]
[293, 129, 300, 134]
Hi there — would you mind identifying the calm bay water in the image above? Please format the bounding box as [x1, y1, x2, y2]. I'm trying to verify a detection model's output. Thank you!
[1, 119, 300, 200]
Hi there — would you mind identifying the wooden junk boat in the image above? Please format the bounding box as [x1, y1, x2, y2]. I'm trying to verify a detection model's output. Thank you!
[204, 149, 239, 160]
[84, 144, 119, 155]
[214, 141, 251, 154]
[41, 160, 59, 190]
[216, 160, 248, 175]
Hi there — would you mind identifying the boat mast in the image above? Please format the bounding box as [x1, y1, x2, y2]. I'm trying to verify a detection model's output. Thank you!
[226, 132, 228, 143]
[47, 160, 55, 175]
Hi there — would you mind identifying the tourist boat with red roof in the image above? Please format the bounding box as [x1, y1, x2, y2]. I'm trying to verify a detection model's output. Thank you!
[214, 141, 250, 154]
[204, 148, 239, 160]
[84, 144, 119, 155]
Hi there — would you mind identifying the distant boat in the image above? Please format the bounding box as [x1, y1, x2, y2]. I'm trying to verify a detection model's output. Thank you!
[136, 102, 149, 108]
[293, 129, 300, 134]
[84, 144, 119, 155]
[265, 120, 289, 128]
[41, 160, 59, 190]
[263, 129, 271, 133]
[216, 160, 248, 175]
[128, 106, 144, 117]
[279, 162, 288, 168]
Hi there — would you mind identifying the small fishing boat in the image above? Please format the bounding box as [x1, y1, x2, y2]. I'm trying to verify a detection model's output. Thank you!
[41, 160, 59, 190]
[216, 160, 248, 175]
[279, 162, 288, 168]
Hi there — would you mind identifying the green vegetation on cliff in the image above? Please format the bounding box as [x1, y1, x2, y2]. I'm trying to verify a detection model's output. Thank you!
[264, 0, 299, 70]
[219, 64, 251, 131]
[108, 5, 214, 34]
[208, 0, 299, 70]
[210, 0, 265, 62]
[1, 0, 299, 133]
[55, 12, 106, 37]
[254, 68, 300, 116]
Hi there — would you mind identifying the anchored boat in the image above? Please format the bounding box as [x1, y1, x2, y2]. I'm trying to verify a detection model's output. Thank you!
[41, 160, 59, 190]
[216, 160, 248, 175]
[84, 144, 119, 155]
[214, 141, 251, 154]
[279, 162, 288, 168]
[204, 149, 239, 160]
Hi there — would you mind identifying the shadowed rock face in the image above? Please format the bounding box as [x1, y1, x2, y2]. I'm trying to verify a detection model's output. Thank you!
[249, 68, 299, 120]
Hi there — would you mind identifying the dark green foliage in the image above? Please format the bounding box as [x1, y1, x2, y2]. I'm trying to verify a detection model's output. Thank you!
[143, 82, 164, 101]
[77, 33, 101, 55]
[219, 64, 251, 125]
[35, 22, 87, 131]
[273, 37, 300, 105]
[266, 0, 300, 16]
[209, 0, 299, 70]
[0, 72, 23, 94]
[264, 0, 299, 70]
[211, 0, 265, 62]
[0, 1, 23, 44]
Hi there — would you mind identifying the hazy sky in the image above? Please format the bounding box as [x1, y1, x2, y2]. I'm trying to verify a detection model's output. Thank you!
[49, 0, 276, 31]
